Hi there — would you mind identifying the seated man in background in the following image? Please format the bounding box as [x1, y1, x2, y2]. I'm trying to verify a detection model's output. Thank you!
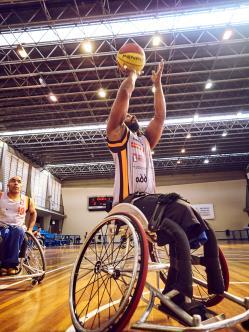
[106, 61, 224, 319]
[33, 226, 45, 246]
[0, 176, 37, 276]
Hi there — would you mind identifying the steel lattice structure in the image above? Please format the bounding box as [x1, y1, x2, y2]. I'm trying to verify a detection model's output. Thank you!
[1, 0, 249, 180]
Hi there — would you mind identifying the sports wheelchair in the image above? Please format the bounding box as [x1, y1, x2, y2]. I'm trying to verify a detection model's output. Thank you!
[0, 231, 46, 286]
[69, 203, 249, 331]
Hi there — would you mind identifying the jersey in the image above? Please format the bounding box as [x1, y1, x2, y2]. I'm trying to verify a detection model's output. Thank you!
[107, 126, 156, 205]
[0, 192, 28, 227]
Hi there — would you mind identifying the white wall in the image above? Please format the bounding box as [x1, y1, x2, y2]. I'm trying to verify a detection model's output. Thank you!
[157, 179, 248, 231]
[62, 186, 113, 238]
[61, 172, 248, 237]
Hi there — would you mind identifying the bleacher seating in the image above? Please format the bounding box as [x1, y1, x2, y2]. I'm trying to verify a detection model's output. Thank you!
[32, 226, 81, 247]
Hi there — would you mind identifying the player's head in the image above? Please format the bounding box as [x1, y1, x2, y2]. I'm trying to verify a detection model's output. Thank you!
[7, 176, 22, 194]
[124, 114, 140, 133]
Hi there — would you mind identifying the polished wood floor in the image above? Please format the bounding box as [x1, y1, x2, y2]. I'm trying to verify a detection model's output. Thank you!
[0, 242, 248, 332]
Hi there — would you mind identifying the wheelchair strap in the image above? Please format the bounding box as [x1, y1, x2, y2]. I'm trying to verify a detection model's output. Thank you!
[149, 193, 183, 232]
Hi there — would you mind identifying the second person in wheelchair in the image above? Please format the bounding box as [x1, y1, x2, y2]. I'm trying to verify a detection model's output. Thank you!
[106, 60, 225, 319]
[0, 176, 37, 276]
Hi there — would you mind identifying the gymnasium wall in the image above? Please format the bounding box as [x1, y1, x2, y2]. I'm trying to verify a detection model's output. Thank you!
[61, 171, 248, 238]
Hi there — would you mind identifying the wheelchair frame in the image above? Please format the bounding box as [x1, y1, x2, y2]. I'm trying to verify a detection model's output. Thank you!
[0, 231, 46, 286]
[69, 203, 249, 331]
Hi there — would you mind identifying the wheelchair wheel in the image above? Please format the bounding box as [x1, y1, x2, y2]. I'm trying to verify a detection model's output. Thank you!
[149, 243, 229, 307]
[69, 214, 148, 332]
[22, 232, 46, 282]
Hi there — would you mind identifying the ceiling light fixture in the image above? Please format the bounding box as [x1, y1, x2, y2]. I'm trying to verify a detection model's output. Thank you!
[222, 29, 233, 40]
[98, 88, 107, 98]
[211, 145, 217, 152]
[152, 35, 161, 46]
[222, 131, 228, 137]
[193, 113, 199, 121]
[16, 45, 28, 58]
[186, 133, 191, 139]
[177, 160, 181, 164]
[205, 79, 213, 89]
[152, 85, 156, 93]
[204, 159, 209, 164]
[181, 148, 186, 153]
[39, 76, 47, 87]
[48, 92, 58, 102]
[81, 40, 93, 53]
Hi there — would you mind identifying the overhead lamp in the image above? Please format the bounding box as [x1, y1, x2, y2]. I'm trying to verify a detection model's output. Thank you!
[98, 88, 107, 98]
[205, 79, 213, 89]
[204, 159, 209, 164]
[181, 148, 185, 153]
[237, 111, 242, 117]
[222, 29, 233, 40]
[211, 145, 217, 152]
[186, 133, 191, 139]
[193, 113, 199, 121]
[152, 85, 156, 93]
[151, 151, 155, 155]
[16, 45, 28, 58]
[222, 131, 228, 137]
[39, 76, 47, 87]
[177, 160, 181, 164]
[152, 35, 161, 46]
[81, 40, 93, 53]
[48, 92, 58, 102]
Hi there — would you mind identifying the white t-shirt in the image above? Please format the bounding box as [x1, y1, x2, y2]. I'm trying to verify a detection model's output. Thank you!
[0, 192, 28, 227]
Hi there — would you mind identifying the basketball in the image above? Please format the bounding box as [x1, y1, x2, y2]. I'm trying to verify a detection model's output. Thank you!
[117, 42, 146, 73]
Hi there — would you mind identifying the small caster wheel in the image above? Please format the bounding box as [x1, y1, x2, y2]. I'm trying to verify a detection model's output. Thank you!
[241, 319, 249, 330]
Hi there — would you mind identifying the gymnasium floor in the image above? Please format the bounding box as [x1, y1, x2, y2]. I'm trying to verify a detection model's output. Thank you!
[0, 242, 248, 332]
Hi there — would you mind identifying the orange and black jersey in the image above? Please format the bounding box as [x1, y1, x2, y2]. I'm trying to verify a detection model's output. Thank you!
[107, 126, 156, 205]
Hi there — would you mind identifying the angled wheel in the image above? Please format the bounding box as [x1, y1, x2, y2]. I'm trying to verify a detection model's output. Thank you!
[22, 232, 46, 282]
[69, 213, 148, 332]
[149, 243, 229, 307]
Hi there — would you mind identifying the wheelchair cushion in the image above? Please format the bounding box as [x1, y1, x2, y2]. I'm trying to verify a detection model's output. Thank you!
[189, 230, 208, 249]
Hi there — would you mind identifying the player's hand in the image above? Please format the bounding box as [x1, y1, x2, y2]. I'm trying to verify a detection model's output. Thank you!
[117, 63, 140, 77]
[151, 59, 164, 87]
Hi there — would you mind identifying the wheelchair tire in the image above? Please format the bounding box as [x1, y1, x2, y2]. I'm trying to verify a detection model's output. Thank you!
[23, 232, 46, 282]
[69, 213, 148, 332]
[149, 243, 229, 307]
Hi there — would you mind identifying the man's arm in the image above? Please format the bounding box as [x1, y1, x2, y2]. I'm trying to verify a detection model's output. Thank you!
[26, 198, 37, 233]
[107, 71, 137, 141]
[144, 60, 166, 149]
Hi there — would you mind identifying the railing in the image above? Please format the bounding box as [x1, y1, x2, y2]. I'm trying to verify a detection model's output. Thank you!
[215, 228, 249, 241]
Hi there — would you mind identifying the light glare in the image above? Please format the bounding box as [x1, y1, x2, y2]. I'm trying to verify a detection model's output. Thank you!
[16, 45, 28, 58]
[82, 41, 93, 53]
[205, 80, 213, 89]
[152, 35, 161, 46]
[222, 29, 233, 40]
[222, 131, 228, 137]
[48, 93, 58, 102]
[98, 88, 107, 98]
